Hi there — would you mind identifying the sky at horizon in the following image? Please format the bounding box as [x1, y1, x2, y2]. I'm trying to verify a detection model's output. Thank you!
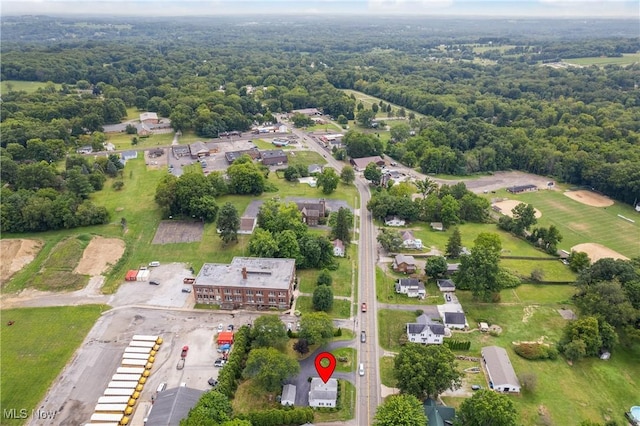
[2, 0, 639, 18]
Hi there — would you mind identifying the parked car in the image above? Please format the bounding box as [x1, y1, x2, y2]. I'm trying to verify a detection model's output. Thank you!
[208, 378, 218, 387]
[181, 345, 189, 358]
[471, 385, 482, 391]
[227, 324, 234, 331]
[361, 303, 367, 313]
[214, 359, 226, 367]
[149, 281, 160, 285]
[217, 323, 224, 332]
[149, 261, 160, 267]
[181, 288, 191, 293]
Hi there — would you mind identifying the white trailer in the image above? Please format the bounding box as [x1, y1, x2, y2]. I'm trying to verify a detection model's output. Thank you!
[83, 423, 120, 426]
[131, 335, 160, 342]
[107, 381, 139, 389]
[89, 413, 124, 423]
[98, 396, 131, 405]
[136, 269, 150, 281]
[104, 388, 135, 397]
[94, 403, 130, 413]
[111, 374, 143, 382]
[116, 367, 145, 375]
[121, 359, 152, 369]
[120, 353, 151, 360]
[128, 341, 156, 348]
[124, 346, 152, 354]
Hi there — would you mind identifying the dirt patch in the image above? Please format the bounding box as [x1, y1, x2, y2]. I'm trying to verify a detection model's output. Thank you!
[492, 200, 542, 218]
[152, 220, 204, 244]
[564, 190, 614, 207]
[0, 239, 43, 285]
[74, 236, 126, 276]
[571, 243, 629, 262]
[569, 222, 590, 232]
[144, 148, 167, 170]
[558, 309, 577, 320]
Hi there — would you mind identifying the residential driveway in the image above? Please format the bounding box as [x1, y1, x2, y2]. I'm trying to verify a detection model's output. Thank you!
[288, 340, 355, 406]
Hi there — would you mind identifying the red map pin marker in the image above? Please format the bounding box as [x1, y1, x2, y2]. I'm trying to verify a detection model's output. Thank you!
[314, 352, 336, 383]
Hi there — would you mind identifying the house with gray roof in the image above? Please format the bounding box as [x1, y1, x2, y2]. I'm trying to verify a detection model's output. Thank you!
[281, 384, 296, 406]
[308, 378, 338, 408]
[407, 314, 445, 345]
[481, 346, 520, 393]
[437, 279, 456, 292]
[396, 278, 426, 299]
[444, 312, 468, 330]
[308, 164, 323, 175]
[145, 386, 203, 426]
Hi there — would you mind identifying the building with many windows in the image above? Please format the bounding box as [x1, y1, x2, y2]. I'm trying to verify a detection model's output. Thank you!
[192, 257, 296, 310]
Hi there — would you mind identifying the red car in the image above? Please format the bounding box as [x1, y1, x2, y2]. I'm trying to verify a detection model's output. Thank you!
[361, 303, 367, 313]
[181, 345, 189, 358]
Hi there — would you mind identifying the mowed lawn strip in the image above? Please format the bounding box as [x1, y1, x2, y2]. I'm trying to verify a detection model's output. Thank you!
[0, 305, 108, 426]
[295, 296, 351, 319]
[500, 259, 577, 282]
[378, 309, 418, 352]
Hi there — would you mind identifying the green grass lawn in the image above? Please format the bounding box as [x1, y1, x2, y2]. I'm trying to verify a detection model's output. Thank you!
[379, 356, 398, 388]
[564, 53, 640, 66]
[500, 259, 577, 282]
[28, 236, 91, 291]
[298, 247, 355, 298]
[286, 150, 326, 168]
[313, 380, 356, 423]
[0, 80, 61, 94]
[295, 296, 352, 319]
[376, 267, 444, 305]
[306, 122, 342, 132]
[231, 378, 279, 414]
[331, 347, 356, 373]
[106, 130, 202, 150]
[378, 309, 419, 352]
[0, 305, 108, 426]
[506, 189, 640, 258]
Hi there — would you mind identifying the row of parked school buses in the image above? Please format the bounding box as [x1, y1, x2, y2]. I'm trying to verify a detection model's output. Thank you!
[84, 335, 163, 426]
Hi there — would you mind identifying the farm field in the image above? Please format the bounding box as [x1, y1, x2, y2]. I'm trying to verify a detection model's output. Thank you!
[0, 305, 108, 426]
[0, 80, 61, 94]
[564, 53, 640, 66]
[504, 189, 640, 259]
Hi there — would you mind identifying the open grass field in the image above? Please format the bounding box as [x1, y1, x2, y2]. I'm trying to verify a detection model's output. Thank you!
[286, 150, 326, 168]
[231, 378, 278, 414]
[500, 259, 577, 283]
[378, 309, 419, 352]
[105, 130, 201, 150]
[342, 89, 424, 121]
[295, 296, 352, 319]
[564, 53, 640, 66]
[0, 305, 108, 426]
[0, 80, 61, 94]
[504, 189, 640, 259]
[27, 235, 91, 291]
[447, 287, 640, 425]
[298, 251, 355, 298]
[379, 356, 398, 388]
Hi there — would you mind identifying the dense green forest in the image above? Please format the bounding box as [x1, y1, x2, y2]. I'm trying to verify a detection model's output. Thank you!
[1, 15, 639, 213]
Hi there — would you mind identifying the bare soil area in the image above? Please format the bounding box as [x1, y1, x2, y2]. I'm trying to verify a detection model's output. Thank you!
[492, 200, 542, 218]
[564, 190, 614, 207]
[74, 236, 126, 276]
[0, 239, 43, 285]
[152, 220, 204, 244]
[571, 243, 629, 262]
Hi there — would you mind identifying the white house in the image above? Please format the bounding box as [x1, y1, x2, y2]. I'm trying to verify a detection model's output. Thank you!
[481, 346, 521, 393]
[443, 312, 468, 330]
[385, 216, 406, 227]
[395, 278, 426, 299]
[332, 239, 345, 257]
[401, 230, 423, 250]
[281, 384, 296, 406]
[308, 378, 338, 408]
[406, 314, 445, 345]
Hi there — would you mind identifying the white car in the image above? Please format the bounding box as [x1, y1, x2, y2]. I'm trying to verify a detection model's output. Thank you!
[217, 323, 224, 332]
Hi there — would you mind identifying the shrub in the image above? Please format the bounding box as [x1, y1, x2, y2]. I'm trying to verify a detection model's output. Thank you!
[513, 342, 558, 360]
[443, 339, 471, 351]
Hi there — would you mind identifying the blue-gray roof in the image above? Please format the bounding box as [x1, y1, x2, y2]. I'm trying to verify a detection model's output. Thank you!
[145, 386, 204, 426]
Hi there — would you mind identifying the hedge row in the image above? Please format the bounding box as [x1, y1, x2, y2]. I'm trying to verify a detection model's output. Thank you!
[444, 339, 471, 351]
[237, 407, 314, 426]
[217, 325, 252, 398]
[513, 342, 558, 360]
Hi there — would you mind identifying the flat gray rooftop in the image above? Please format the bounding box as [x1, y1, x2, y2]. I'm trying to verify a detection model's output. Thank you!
[196, 257, 296, 290]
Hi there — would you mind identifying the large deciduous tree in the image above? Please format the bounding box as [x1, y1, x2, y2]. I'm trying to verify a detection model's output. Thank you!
[457, 389, 518, 426]
[217, 202, 240, 244]
[456, 233, 503, 301]
[250, 314, 288, 350]
[373, 394, 427, 426]
[312, 285, 334, 312]
[340, 165, 355, 185]
[299, 312, 333, 345]
[242, 347, 300, 392]
[511, 203, 537, 236]
[181, 390, 233, 426]
[394, 343, 461, 399]
[330, 207, 353, 245]
[425, 256, 448, 279]
[364, 163, 382, 185]
[316, 168, 340, 194]
[446, 227, 462, 258]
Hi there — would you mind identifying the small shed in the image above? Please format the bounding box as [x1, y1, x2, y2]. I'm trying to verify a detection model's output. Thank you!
[281, 384, 296, 406]
[479, 322, 489, 332]
[430, 222, 444, 231]
[126, 270, 139, 281]
[136, 270, 150, 282]
[217, 331, 234, 346]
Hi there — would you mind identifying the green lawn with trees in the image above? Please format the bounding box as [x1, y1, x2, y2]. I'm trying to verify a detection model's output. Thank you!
[0, 306, 108, 426]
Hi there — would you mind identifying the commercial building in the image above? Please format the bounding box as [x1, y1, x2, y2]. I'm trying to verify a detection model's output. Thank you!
[193, 257, 296, 310]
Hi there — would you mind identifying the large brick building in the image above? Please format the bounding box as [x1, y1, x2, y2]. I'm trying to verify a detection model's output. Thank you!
[192, 257, 296, 310]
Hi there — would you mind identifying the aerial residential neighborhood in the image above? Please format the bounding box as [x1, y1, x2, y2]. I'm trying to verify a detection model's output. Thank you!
[1, 5, 639, 426]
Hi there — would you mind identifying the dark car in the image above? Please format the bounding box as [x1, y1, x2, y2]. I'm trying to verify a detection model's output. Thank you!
[227, 324, 234, 331]
[208, 378, 218, 387]
[181, 288, 191, 293]
[150, 281, 160, 285]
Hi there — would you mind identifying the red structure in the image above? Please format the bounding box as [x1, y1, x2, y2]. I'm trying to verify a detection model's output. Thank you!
[217, 331, 234, 346]
[125, 270, 138, 281]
